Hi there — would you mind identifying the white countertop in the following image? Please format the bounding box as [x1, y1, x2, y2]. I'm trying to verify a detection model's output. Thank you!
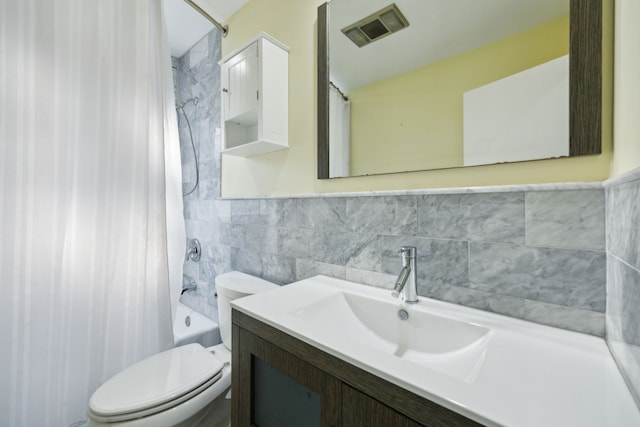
[232, 275, 640, 427]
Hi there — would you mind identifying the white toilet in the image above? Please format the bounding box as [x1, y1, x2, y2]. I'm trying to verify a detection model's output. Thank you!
[87, 271, 278, 427]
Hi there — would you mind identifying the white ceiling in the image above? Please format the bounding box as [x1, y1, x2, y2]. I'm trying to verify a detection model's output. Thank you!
[163, 0, 568, 86]
[329, 0, 569, 92]
[163, 0, 248, 58]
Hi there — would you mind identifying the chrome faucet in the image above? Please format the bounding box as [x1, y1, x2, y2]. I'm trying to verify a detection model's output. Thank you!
[185, 239, 201, 262]
[391, 246, 418, 304]
[182, 275, 198, 295]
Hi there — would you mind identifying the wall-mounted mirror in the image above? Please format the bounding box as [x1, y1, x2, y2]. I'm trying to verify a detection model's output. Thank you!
[317, 0, 602, 179]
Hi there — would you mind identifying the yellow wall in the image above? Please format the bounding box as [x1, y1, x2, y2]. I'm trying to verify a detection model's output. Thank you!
[611, 0, 640, 177]
[350, 18, 568, 176]
[221, 0, 613, 197]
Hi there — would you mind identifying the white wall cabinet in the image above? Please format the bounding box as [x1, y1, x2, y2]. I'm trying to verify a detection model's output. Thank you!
[220, 33, 289, 157]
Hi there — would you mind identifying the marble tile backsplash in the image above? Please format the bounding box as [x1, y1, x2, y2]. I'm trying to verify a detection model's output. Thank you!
[417, 193, 525, 244]
[221, 188, 606, 336]
[605, 169, 640, 404]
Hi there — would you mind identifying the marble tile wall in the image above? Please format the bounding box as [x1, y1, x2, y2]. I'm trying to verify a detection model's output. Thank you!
[605, 169, 640, 403]
[221, 188, 606, 336]
[173, 29, 231, 321]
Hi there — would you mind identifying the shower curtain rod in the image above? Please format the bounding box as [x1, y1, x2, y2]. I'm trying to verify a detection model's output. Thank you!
[330, 81, 349, 101]
[184, 0, 229, 37]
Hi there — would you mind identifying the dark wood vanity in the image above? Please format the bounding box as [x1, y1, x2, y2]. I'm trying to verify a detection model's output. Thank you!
[231, 309, 483, 427]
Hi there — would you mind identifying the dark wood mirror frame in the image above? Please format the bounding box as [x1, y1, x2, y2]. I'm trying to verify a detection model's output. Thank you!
[317, 0, 602, 179]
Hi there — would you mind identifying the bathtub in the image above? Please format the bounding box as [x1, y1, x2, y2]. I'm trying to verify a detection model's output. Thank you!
[173, 302, 221, 347]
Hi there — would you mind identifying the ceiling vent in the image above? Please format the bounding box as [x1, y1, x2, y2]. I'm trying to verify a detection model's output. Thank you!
[341, 3, 410, 48]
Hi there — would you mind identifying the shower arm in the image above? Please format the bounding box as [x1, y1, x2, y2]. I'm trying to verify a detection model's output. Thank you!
[177, 97, 199, 109]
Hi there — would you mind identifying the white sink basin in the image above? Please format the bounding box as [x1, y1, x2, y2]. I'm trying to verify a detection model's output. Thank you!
[293, 291, 489, 354]
[291, 290, 491, 382]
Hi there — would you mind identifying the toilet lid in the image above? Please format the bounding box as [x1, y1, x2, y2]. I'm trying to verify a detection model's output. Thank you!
[89, 343, 223, 420]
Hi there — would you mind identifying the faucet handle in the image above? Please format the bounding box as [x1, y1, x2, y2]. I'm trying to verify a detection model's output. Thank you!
[399, 246, 416, 260]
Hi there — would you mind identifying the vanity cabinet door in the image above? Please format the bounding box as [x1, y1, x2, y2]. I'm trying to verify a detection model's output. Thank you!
[342, 384, 422, 427]
[233, 326, 341, 427]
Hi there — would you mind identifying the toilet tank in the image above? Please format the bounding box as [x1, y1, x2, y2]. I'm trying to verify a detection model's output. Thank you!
[215, 271, 278, 349]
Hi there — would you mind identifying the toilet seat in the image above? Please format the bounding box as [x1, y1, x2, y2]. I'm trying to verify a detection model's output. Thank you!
[89, 343, 223, 423]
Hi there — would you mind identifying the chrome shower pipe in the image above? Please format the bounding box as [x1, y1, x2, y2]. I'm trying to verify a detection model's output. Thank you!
[183, 0, 229, 37]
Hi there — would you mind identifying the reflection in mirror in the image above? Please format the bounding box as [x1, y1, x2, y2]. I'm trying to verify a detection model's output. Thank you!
[317, 0, 602, 179]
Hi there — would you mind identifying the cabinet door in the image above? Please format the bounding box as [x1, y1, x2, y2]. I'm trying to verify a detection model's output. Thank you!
[342, 384, 423, 427]
[234, 327, 341, 427]
[223, 41, 258, 121]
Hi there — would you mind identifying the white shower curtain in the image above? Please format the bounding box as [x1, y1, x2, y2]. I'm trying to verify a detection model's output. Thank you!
[0, 1, 183, 425]
[160, 3, 187, 325]
[329, 84, 351, 178]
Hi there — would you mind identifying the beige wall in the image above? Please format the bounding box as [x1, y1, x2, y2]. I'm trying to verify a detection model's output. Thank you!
[221, 0, 613, 197]
[349, 18, 568, 176]
[611, 0, 640, 177]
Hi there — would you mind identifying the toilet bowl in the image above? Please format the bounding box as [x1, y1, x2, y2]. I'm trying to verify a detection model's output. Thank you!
[87, 272, 278, 426]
